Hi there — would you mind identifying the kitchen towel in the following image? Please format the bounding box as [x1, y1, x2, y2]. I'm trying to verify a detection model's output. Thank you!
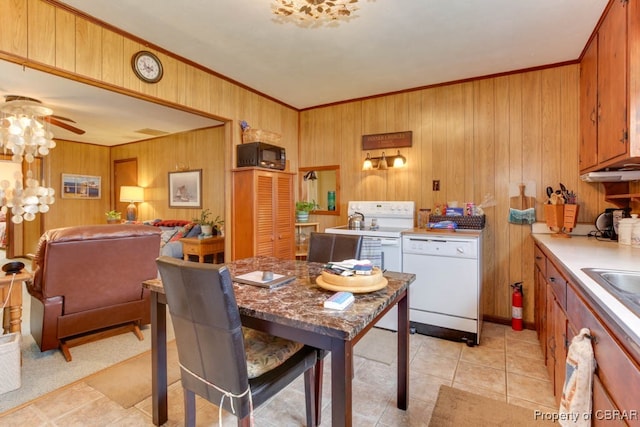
[559, 328, 596, 426]
[360, 237, 382, 268]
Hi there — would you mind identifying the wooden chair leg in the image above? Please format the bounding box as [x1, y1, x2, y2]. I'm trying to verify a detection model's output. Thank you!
[304, 364, 317, 427]
[132, 324, 144, 341]
[184, 388, 196, 427]
[59, 341, 72, 362]
[314, 358, 324, 426]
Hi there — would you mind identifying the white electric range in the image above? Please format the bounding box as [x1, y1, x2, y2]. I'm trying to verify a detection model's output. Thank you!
[325, 200, 415, 330]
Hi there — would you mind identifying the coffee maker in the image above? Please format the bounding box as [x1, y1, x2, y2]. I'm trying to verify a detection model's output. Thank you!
[595, 207, 631, 240]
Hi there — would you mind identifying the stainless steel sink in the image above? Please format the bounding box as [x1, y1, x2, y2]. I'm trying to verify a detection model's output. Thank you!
[582, 268, 640, 315]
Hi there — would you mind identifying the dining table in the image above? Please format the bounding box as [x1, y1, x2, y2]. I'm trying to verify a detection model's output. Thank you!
[143, 256, 415, 427]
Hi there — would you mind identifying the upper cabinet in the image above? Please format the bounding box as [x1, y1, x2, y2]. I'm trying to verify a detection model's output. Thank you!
[580, 0, 640, 173]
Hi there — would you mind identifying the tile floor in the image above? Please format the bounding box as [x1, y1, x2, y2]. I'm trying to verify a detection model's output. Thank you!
[0, 322, 557, 426]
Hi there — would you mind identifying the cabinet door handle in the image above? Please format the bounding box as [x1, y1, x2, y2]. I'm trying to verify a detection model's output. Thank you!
[590, 108, 596, 124]
[620, 130, 628, 143]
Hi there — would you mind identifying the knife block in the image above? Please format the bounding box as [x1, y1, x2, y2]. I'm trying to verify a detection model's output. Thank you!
[545, 204, 579, 238]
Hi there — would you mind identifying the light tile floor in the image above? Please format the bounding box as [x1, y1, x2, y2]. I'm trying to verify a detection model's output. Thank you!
[0, 322, 557, 426]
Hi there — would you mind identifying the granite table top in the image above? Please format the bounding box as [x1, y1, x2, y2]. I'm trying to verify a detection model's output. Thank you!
[144, 256, 415, 341]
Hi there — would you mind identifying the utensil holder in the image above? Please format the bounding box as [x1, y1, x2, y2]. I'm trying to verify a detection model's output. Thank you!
[544, 204, 579, 238]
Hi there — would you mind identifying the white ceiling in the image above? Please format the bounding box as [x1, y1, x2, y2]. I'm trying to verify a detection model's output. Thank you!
[2, 0, 609, 145]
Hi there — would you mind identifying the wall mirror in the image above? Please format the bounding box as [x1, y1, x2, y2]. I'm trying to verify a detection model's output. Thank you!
[299, 165, 340, 216]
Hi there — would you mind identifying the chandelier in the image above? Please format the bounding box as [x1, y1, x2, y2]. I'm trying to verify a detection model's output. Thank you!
[0, 96, 56, 224]
[272, 0, 359, 24]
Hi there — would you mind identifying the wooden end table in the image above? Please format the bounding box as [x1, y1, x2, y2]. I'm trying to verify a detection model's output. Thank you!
[179, 236, 224, 263]
[1, 270, 31, 334]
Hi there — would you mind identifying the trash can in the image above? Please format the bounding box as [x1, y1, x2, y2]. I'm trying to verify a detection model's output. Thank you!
[0, 332, 21, 394]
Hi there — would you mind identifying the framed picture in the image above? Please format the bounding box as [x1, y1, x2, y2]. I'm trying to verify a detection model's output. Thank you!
[61, 173, 101, 199]
[168, 169, 202, 208]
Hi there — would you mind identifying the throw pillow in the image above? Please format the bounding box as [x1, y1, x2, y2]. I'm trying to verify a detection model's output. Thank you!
[168, 222, 195, 243]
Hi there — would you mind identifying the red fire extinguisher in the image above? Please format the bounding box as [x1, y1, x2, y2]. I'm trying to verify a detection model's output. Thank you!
[511, 282, 524, 331]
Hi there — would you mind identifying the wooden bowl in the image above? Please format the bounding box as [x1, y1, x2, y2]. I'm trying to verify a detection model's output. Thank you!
[320, 267, 383, 288]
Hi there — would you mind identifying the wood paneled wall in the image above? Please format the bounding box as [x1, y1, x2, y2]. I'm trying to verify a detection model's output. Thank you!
[3, 0, 635, 323]
[0, 0, 299, 257]
[44, 140, 111, 229]
[300, 65, 623, 324]
[110, 127, 225, 223]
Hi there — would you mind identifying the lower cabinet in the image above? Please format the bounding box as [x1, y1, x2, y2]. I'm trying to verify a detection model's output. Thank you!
[546, 283, 567, 401]
[535, 243, 640, 427]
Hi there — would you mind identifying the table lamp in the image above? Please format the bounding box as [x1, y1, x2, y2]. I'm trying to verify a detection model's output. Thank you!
[120, 186, 144, 221]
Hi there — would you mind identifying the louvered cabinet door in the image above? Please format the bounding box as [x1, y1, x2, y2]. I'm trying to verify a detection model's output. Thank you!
[273, 173, 294, 259]
[255, 173, 276, 256]
[232, 168, 295, 260]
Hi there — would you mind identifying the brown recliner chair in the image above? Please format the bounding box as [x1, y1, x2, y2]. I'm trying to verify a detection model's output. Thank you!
[26, 224, 161, 361]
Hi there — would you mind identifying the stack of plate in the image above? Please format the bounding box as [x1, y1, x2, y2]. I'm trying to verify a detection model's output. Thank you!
[316, 267, 387, 293]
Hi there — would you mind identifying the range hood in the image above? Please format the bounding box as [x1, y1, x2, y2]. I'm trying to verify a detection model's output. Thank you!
[580, 170, 640, 182]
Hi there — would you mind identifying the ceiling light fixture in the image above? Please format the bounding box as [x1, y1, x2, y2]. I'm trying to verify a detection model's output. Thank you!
[0, 97, 56, 224]
[272, 0, 359, 24]
[362, 150, 407, 171]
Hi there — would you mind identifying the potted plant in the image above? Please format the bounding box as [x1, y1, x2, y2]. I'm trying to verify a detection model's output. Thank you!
[194, 209, 214, 236]
[295, 200, 317, 223]
[105, 210, 121, 224]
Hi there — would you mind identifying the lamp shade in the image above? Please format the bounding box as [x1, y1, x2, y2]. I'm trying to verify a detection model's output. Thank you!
[120, 186, 144, 203]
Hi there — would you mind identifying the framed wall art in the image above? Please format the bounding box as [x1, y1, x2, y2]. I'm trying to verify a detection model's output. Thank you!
[168, 169, 202, 208]
[61, 173, 101, 199]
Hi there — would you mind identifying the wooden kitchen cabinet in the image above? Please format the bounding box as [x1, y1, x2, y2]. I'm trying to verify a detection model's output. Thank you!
[535, 243, 568, 403]
[580, 0, 640, 173]
[544, 282, 568, 402]
[535, 243, 640, 425]
[231, 168, 295, 260]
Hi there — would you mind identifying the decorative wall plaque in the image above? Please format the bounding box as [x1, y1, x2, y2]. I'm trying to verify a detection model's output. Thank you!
[362, 131, 412, 150]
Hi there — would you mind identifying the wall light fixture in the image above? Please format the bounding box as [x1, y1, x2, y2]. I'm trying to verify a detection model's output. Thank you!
[362, 150, 407, 171]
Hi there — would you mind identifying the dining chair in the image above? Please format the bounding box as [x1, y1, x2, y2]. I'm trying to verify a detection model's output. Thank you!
[306, 232, 363, 264]
[306, 232, 363, 424]
[156, 256, 318, 427]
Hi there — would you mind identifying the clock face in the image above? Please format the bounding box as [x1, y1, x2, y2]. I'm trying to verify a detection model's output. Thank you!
[132, 51, 163, 83]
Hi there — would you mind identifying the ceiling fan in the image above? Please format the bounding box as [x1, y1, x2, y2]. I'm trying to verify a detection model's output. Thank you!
[1, 95, 85, 135]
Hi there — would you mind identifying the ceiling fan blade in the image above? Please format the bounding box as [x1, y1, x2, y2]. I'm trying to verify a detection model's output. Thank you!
[44, 116, 85, 135]
[50, 114, 77, 124]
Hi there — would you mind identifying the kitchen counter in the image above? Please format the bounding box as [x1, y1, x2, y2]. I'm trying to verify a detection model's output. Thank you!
[533, 234, 640, 348]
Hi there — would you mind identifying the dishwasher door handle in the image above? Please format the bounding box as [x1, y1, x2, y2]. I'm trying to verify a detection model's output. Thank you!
[408, 238, 448, 243]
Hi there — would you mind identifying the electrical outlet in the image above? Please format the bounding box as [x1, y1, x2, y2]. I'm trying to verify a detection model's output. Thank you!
[433, 180, 440, 191]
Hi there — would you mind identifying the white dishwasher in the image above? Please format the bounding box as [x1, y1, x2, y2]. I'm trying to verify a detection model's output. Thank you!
[402, 231, 483, 346]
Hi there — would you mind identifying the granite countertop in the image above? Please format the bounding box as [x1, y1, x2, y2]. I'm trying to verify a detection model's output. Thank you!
[145, 257, 416, 341]
[533, 234, 640, 346]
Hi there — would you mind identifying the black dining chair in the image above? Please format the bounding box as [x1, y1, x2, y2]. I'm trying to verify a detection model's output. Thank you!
[306, 232, 363, 264]
[306, 232, 363, 424]
[156, 256, 318, 427]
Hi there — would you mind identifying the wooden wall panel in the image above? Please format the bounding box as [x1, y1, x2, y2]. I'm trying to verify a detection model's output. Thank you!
[43, 139, 111, 229]
[0, 0, 27, 56]
[54, 7, 75, 70]
[110, 127, 225, 226]
[101, 29, 124, 87]
[75, 17, 102, 79]
[27, 0, 55, 65]
[300, 65, 588, 323]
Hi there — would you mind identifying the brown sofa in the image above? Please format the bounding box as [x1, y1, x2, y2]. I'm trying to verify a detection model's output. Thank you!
[26, 224, 161, 361]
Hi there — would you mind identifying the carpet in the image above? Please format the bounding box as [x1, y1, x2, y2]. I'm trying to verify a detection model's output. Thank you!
[429, 385, 558, 427]
[354, 327, 397, 365]
[86, 340, 181, 408]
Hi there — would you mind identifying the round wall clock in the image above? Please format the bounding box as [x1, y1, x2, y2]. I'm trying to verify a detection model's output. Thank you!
[131, 51, 163, 83]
